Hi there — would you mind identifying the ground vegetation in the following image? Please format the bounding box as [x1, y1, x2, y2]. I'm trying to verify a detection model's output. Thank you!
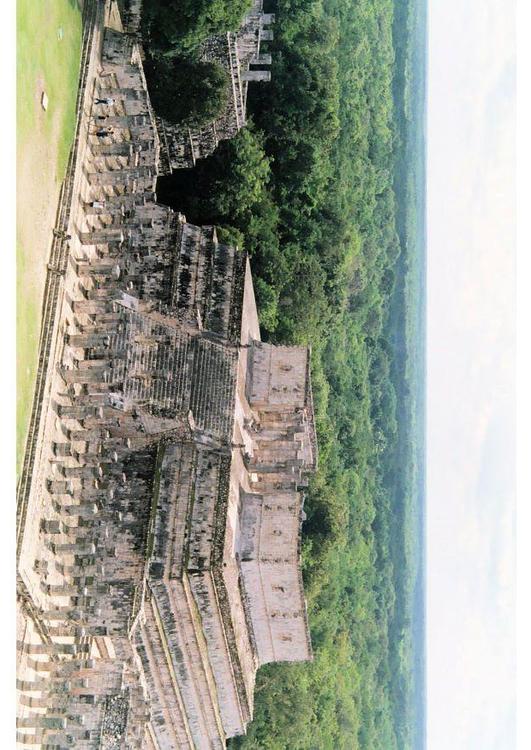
[16, 0, 82, 471]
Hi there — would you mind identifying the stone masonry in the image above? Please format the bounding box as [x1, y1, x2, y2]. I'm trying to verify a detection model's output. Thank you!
[157, 0, 274, 171]
[17, 7, 315, 750]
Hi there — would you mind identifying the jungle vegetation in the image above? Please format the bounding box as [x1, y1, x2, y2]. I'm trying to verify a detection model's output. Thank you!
[145, 0, 427, 746]
[141, 0, 252, 127]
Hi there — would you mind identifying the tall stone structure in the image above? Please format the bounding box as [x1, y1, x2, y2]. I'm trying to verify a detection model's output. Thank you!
[157, 0, 275, 171]
[17, 14, 315, 750]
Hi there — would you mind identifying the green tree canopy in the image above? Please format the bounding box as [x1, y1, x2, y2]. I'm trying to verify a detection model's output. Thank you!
[144, 57, 229, 128]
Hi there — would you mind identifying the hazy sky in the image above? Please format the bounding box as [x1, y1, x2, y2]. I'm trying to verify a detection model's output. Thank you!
[426, 0, 516, 748]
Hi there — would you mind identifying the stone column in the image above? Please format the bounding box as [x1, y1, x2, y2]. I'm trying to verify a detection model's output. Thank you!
[98, 191, 156, 209]
[80, 312, 125, 329]
[79, 227, 128, 244]
[65, 330, 112, 348]
[87, 167, 153, 186]
[70, 299, 118, 315]
[47, 479, 74, 495]
[90, 141, 135, 157]
[94, 114, 150, 128]
[76, 260, 122, 279]
[51, 441, 73, 457]
[98, 86, 144, 99]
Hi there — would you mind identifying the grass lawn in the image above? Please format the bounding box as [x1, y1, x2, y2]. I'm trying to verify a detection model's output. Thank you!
[17, 0, 82, 473]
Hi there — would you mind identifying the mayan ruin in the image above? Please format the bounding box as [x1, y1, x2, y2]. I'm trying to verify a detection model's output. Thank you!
[156, 0, 275, 171]
[16, 3, 316, 749]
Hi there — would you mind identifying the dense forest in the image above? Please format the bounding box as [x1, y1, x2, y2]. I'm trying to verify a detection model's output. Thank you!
[142, 0, 426, 747]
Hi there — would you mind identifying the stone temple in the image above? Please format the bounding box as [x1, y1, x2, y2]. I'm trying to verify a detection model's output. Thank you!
[155, 0, 275, 171]
[16, 6, 315, 749]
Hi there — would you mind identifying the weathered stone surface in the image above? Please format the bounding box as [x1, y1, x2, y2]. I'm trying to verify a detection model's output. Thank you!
[17, 8, 316, 749]
[157, 0, 275, 171]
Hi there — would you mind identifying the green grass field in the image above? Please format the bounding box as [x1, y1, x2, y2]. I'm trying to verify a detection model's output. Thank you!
[17, 0, 82, 472]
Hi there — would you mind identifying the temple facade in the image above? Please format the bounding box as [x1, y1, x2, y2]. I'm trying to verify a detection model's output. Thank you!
[17, 10, 315, 750]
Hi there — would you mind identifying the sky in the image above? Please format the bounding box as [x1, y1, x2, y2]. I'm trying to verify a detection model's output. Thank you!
[426, 0, 516, 748]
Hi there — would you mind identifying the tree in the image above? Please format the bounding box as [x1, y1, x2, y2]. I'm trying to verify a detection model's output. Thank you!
[144, 57, 229, 128]
[142, 0, 252, 57]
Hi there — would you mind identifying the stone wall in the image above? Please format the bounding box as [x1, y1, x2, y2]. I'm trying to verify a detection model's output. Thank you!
[247, 342, 310, 411]
[147, 441, 259, 740]
[17, 14, 315, 749]
[138, 582, 226, 749]
[238, 489, 312, 665]
[149, 442, 195, 581]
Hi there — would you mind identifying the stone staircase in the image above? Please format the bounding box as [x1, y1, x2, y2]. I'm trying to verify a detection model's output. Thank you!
[189, 339, 238, 439]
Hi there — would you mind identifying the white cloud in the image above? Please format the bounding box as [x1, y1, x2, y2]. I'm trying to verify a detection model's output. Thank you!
[427, 0, 516, 747]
